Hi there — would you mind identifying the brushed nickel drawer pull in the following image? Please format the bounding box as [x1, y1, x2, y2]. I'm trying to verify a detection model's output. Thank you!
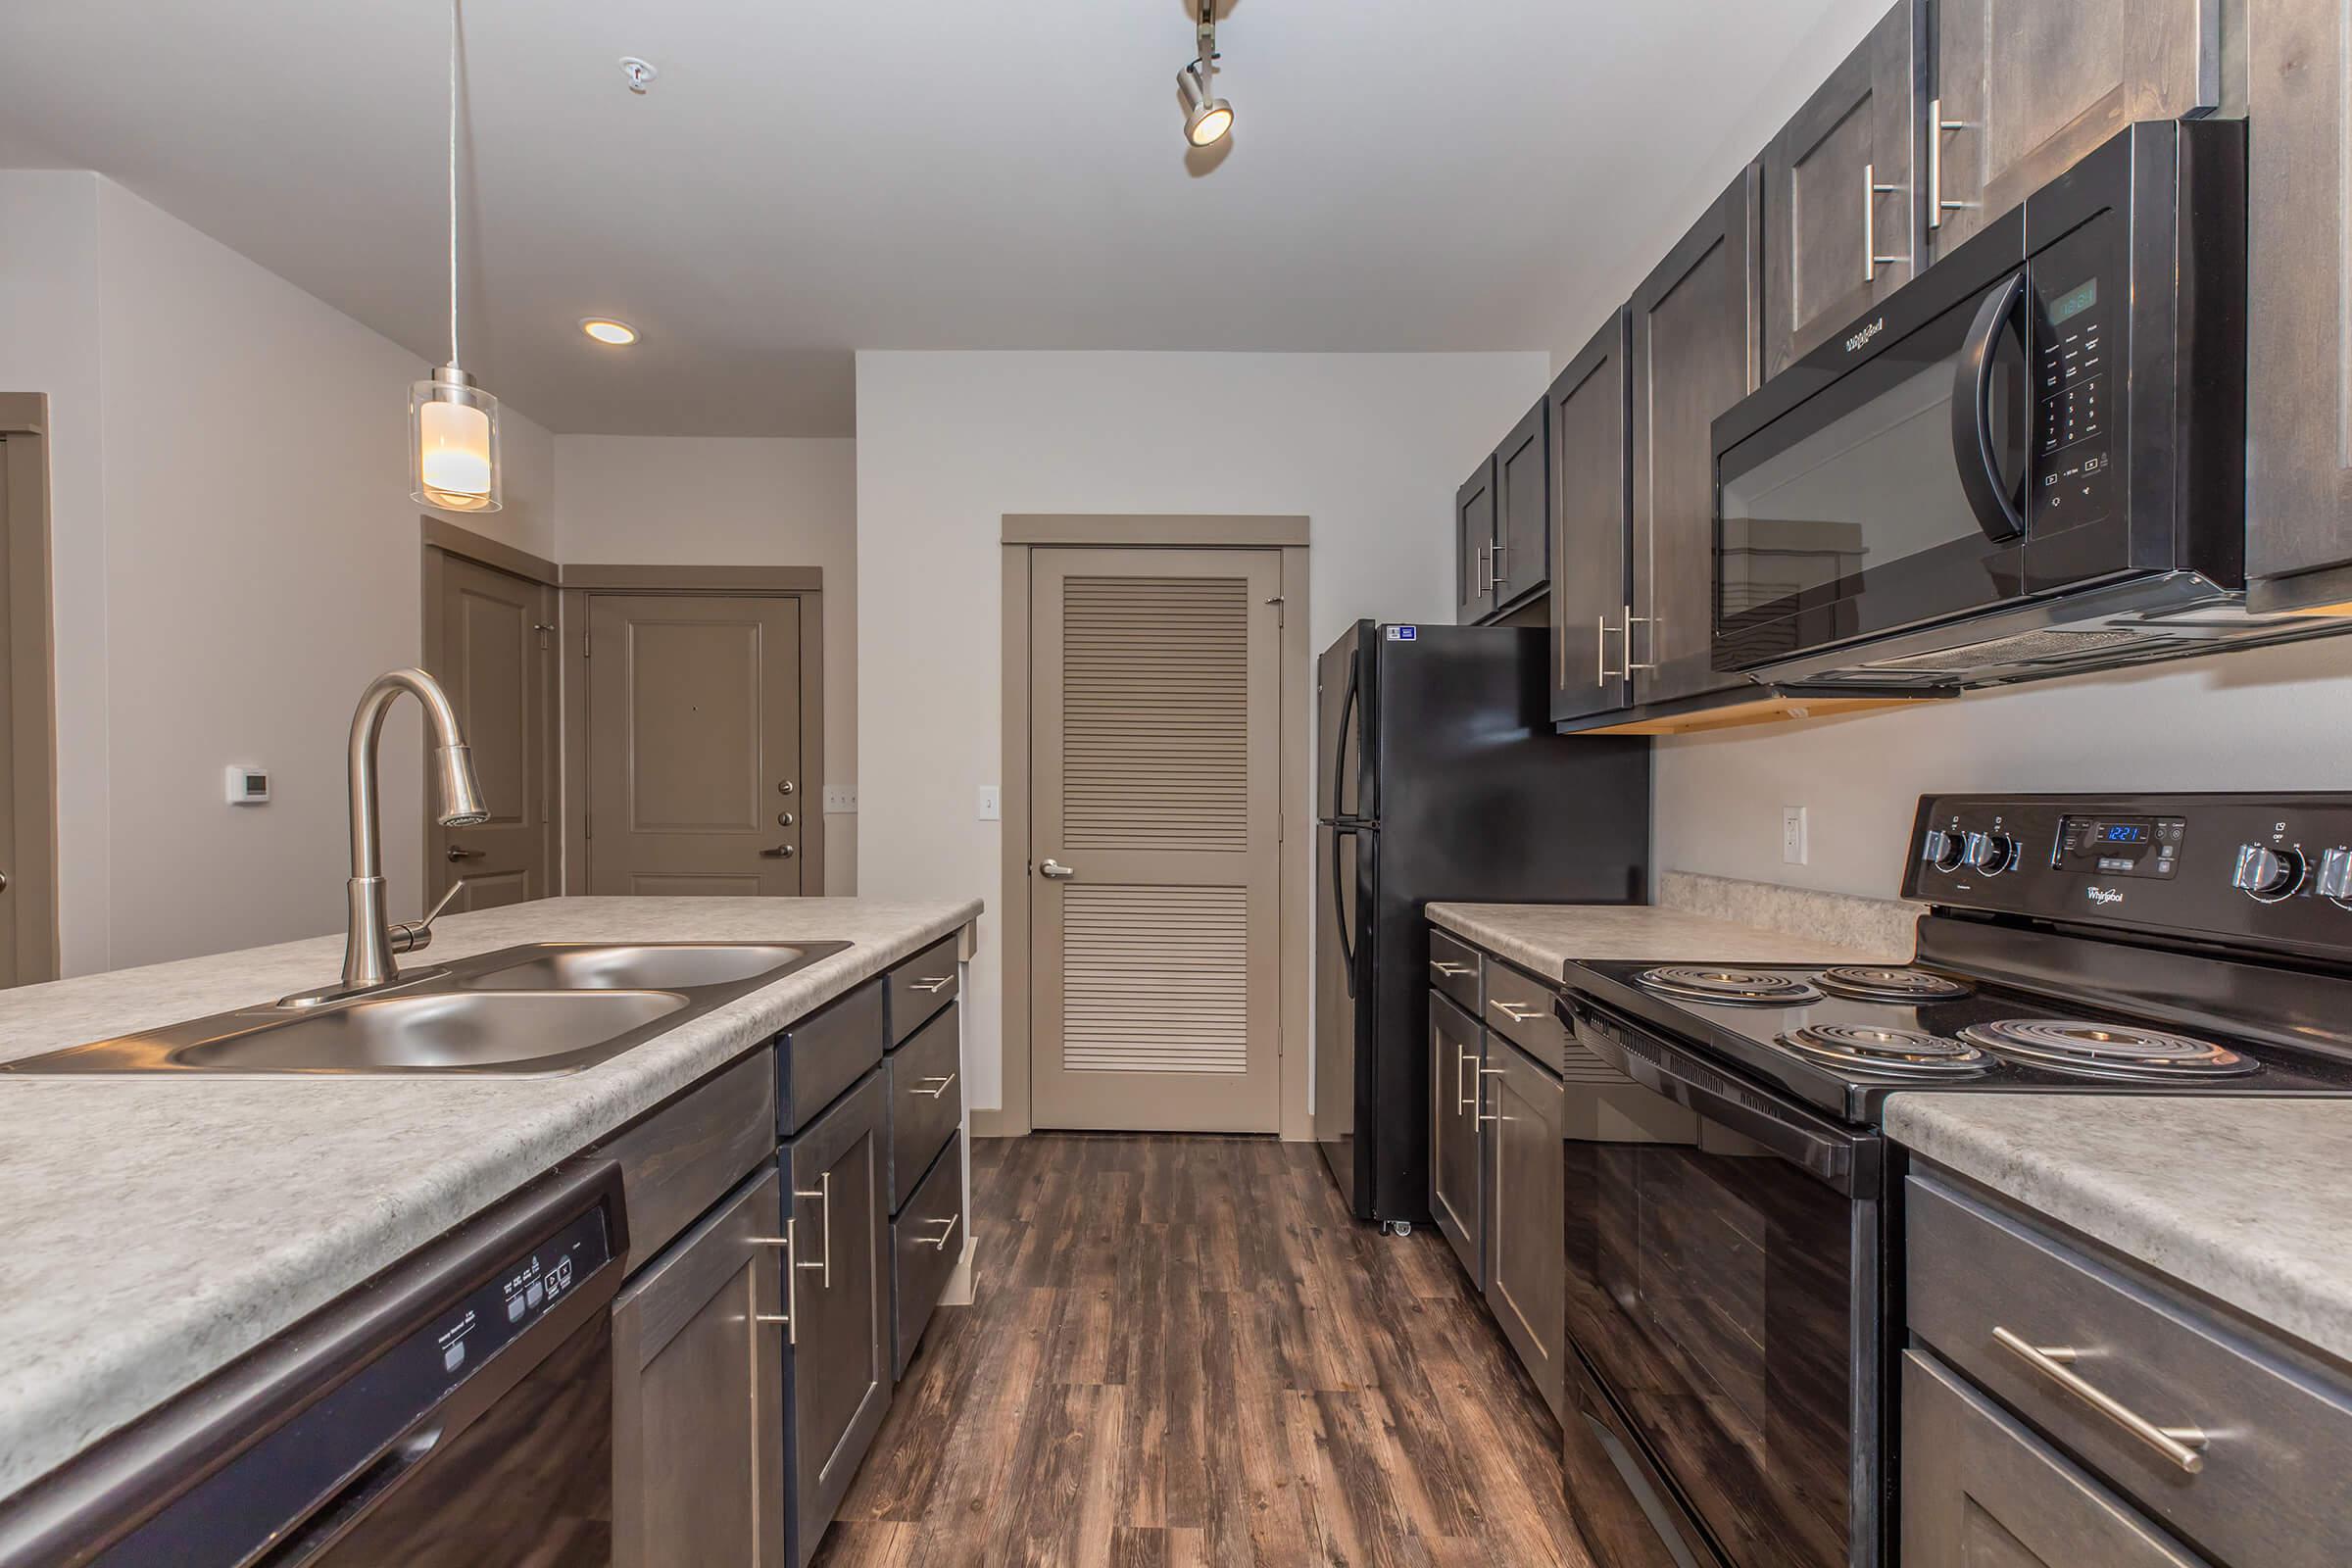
[751, 1225, 799, 1345]
[922, 1213, 959, 1250]
[1475, 1062, 1505, 1122]
[1430, 959, 1474, 977]
[1991, 1326, 2210, 1474]
[1489, 999, 1541, 1023]
[793, 1174, 831, 1288]
[909, 975, 953, 993]
[1455, 1043, 1474, 1113]
[912, 1072, 957, 1099]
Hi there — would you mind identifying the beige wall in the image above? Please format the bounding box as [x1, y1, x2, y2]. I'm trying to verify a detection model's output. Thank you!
[1, 170, 555, 973]
[855, 349, 1552, 1116]
[553, 436, 858, 893]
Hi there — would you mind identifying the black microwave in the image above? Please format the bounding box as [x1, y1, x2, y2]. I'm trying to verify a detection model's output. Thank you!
[1708, 119, 2282, 689]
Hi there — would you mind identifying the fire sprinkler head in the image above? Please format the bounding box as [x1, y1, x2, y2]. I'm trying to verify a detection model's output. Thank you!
[619, 56, 658, 94]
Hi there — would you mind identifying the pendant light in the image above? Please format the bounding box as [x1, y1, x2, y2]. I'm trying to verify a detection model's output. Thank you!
[410, 0, 502, 513]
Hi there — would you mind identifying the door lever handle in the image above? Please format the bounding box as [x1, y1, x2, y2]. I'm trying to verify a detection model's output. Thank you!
[760, 844, 798, 858]
[446, 846, 484, 861]
[1040, 858, 1076, 879]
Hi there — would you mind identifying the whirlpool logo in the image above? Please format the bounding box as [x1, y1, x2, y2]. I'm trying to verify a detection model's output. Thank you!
[2085, 886, 2126, 906]
[1844, 318, 1886, 354]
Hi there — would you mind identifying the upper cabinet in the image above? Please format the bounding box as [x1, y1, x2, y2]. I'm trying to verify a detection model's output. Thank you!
[1929, 0, 2222, 264]
[1494, 399, 1550, 610]
[1548, 314, 1633, 725]
[2248, 1, 2352, 604]
[1455, 457, 1497, 624]
[1762, 0, 1925, 376]
[1630, 170, 1761, 709]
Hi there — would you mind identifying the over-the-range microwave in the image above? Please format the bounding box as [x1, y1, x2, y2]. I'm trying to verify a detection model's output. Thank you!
[1710, 118, 2347, 691]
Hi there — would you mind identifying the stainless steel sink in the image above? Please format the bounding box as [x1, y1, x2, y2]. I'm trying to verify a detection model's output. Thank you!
[3, 938, 850, 1077]
[456, 942, 826, 993]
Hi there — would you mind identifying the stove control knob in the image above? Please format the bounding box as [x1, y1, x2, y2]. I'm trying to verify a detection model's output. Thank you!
[2321, 847, 2352, 902]
[2232, 843, 2307, 902]
[1922, 829, 1968, 873]
[1962, 830, 2016, 876]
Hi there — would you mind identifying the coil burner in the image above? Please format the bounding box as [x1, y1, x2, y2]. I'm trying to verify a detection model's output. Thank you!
[1813, 966, 1975, 1003]
[1958, 1019, 2259, 1081]
[1635, 966, 1825, 1006]
[1777, 1023, 1992, 1079]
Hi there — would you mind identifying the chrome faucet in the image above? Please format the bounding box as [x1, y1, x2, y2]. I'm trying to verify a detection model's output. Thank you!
[285, 668, 487, 1004]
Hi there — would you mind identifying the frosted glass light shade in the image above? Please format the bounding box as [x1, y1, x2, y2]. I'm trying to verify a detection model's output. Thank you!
[409, 368, 503, 513]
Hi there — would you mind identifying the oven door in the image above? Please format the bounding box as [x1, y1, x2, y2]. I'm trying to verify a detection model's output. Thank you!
[1715, 266, 2030, 672]
[1562, 1001, 1885, 1568]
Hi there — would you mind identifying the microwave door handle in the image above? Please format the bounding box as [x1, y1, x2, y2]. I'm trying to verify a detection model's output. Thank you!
[1951, 270, 2028, 544]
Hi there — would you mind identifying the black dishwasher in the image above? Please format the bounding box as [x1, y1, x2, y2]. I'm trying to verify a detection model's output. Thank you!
[0, 1162, 627, 1568]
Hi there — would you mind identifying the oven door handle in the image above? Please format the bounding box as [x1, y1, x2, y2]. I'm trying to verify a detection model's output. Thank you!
[1950, 270, 2028, 545]
[1561, 996, 1869, 1196]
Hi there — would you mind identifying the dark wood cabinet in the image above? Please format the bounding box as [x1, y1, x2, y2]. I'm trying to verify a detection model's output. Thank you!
[1493, 398, 1549, 610]
[1761, 0, 1924, 375]
[1548, 313, 1634, 724]
[1487, 1036, 1564, 1421]
[1456, 457, 1498, 623]
[1428, 991, 1486, 1290]
[1929, 0, 2220, 266]
[781, 1070, 892, 1568]
[1630, 169, 1761, 708]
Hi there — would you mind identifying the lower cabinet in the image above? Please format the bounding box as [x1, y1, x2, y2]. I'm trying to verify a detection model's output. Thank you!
[892, 1132, 965, 1376]
[612, 1164, 788, 1568]
[1488, 1035, 1564, 1419]
[1901, 1349, 2206, 1568]
[1429, 992, 1487, 1290]
[1425, 955, 1566, 1421]
[780, 1069, 894, 1568]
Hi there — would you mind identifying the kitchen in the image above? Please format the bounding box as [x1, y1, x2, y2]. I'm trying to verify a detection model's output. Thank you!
[3, 1, 2352, 1565]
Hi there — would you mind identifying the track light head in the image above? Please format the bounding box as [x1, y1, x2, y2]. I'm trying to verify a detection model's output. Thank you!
[1177, 59, 1233, 147]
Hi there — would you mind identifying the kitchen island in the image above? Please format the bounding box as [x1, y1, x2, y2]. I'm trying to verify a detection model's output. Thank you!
[0, 895, 979, 1507]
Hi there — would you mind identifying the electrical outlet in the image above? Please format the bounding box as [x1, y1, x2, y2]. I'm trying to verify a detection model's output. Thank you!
[822, 785, 858, 814]
[977, 785, 1001, 821]
[1782, 806, 1809, 865]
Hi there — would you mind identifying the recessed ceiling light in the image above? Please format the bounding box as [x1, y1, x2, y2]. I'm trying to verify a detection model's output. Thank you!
[581, 318, 639, 346]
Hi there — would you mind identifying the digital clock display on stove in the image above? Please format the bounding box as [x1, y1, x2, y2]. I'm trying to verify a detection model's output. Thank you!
[2056, 814, 2182, 879]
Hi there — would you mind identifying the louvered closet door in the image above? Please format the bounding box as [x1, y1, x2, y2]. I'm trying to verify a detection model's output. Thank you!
[1030, 548, 1284, 1133]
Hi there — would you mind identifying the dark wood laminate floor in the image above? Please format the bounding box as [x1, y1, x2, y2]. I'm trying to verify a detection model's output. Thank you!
[814, 1134, 1586, 1568]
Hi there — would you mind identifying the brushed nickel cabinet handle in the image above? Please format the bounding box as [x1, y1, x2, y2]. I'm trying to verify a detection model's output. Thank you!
[1625, 607, 1659, 671]
[1991, 1327, 2210, 1474]
[912, 1072, 957, 1099]
[1489, 999, 1540, 1023]
[1930, 98, 1969, 228]
[1455, 1042, 1475, 1114]
[793, 1175, 831, 1288]
[909, 976, 954, 993]
[1493, 538, 1508, 585]
[922, 1213, 959, 1250]
[1430, 959, 1473, 977]
[751, 1224, 798, 1346]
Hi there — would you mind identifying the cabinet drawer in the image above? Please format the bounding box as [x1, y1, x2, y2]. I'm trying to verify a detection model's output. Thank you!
[778, 980, 885, 1136]
[892, 1132, 964, 1380]
[1482, 958, 1567, 1071]
[601, 1049, 777, 1272]
[1427, 928, 1482, 1013]
[886, 1003, 960, 1212]
[1907, 1173, 2352, 1568]
[888, 934, 960, 1044]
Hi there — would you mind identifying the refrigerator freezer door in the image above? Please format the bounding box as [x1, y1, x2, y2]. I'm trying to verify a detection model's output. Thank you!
[1314, 822, 1374, 1213]
[1317, 621, 1374, 824]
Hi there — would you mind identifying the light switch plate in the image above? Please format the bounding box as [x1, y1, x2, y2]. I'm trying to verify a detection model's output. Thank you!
[822, 785, 858, 814]
[977, 785, 1001, 821]
[1782, 806, 1808, 865]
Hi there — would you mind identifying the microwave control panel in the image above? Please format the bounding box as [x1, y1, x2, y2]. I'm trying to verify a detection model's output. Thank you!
[2029, 212, 2121, 532]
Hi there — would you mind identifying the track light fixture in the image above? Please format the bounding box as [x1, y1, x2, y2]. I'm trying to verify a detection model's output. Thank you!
[1177, 2, 1233, 147]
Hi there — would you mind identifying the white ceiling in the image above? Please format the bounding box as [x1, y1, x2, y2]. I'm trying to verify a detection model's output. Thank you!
[0, 1, 1863, 436]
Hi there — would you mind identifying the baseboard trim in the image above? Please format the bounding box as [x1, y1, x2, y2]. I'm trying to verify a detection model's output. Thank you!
[971, 1107, 1027, 1139]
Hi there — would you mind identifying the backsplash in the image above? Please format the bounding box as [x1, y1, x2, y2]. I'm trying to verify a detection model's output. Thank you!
[1658, 869, 1918, 959]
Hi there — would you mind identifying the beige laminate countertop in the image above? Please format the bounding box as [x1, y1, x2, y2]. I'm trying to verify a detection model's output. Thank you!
[1888, 1095, 2352, 1368]
[1427, 900, 1911, 980]
[0, 895, 980, 1503]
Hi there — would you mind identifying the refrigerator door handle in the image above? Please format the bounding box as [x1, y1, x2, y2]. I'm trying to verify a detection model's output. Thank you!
[1330, 824, 1359, 993]
[1328, 648, 1360, 822]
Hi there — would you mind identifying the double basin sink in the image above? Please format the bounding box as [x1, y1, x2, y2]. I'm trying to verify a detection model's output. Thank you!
[3, 941, 849, 1077]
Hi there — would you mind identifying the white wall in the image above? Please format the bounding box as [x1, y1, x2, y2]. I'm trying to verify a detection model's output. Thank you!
[1, 171, 555, 973]
[554, 436, 858, 892]
[855, 349, 1552, 1114]
[1657, 635, 2352, 898]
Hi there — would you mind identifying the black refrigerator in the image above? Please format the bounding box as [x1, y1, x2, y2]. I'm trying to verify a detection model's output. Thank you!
[1314, 621, 1649, 1227]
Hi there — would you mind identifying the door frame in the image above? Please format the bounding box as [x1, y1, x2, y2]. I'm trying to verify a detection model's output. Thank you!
[991, 514, 1310, 1142]
[556, 564, 825, 896]
[419, 518, 562, 906]
[1, 394, 59, 985]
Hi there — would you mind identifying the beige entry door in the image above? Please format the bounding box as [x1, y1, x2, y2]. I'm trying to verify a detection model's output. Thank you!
[428, 552, 557, 911]
[586, 594, 805, 895]
[1030, 548, 1284, 1133]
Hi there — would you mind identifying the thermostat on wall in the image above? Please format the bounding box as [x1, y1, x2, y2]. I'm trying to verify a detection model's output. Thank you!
[225, 765, 270, 805]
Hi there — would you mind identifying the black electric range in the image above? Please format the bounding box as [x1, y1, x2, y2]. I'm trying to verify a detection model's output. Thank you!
[1551, 792, 2352, 1568]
